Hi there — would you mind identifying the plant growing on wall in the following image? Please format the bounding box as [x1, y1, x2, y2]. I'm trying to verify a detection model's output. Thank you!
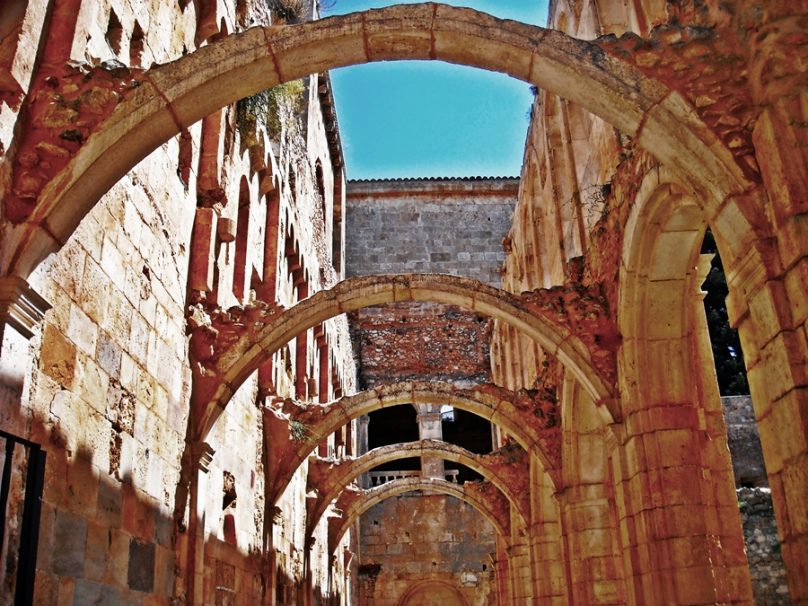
[289, 420, 310, 442]
[236, 80, 305, 140]
[267, 0, 308, 23]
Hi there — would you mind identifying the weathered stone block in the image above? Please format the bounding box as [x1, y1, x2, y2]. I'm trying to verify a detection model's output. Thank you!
[40, 322, 77, 389]
[52, 510, 88, 577]
[72, 578, 121, 605]
[128, 538, 156, 592]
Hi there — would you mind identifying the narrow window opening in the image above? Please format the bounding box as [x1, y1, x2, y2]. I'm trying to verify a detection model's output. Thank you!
[129, 20, 145, 67]
[701, 229, 788, 601]
[105, 9, 124, 57]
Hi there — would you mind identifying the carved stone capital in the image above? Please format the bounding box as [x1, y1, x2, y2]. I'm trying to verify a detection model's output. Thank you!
[0, 276, 51, 339]
[191, 441, 215, 472]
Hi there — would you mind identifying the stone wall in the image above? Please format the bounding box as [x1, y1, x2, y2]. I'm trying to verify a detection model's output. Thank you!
[738, 487, 791, 605]
[358, 493, 497, 606]
[0, 1, 356, 603]
[345, 178, 517, 388]
[722, 396, 789, 604]
[346, 177, 517, 285]
[722, 395, 768, 487]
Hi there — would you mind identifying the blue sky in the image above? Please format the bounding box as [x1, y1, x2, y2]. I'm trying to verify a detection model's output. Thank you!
[324, 1, 549, 179]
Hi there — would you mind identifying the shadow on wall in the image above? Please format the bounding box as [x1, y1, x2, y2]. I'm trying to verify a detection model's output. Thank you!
[0, 380, 335, 604]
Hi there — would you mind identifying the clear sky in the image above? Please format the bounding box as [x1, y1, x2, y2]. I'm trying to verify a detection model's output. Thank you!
[323, 1, 549, 180]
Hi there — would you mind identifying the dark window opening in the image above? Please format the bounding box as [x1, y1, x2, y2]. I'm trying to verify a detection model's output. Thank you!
[367, 406, 419, 462]
[700, 229, 749, 396]
[129, 21, 145, 67]
[105, 9, 124, 57]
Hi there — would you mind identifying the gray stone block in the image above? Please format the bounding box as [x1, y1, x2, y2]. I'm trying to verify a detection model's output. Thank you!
[127, 538, 155, 592]
[53, 510, 87, 577]
[73, 579, 121, 605]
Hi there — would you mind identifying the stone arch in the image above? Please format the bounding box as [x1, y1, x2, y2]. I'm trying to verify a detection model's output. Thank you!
[202, 273, 610, 442]
[615, 167, 754, 603]
[327, 477, 510, 555]
[5, 3, 753, 283]
[397, 580, 469, 606]
[263, 380, 560, 506]
[306, 439, 530, 538]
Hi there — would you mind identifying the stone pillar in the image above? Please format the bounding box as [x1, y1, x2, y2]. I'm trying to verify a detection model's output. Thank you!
[508, 540, 533, 604]
[186, 442, 215, 606]
[357, 416, 370, 488]
[611, 379, 753, 603]
[528, 454, 569, 603]
[559, 382, 624, 605]
[493, 538, 512, 606]
[557, 484, 623, 605]
[742, 83, 808, 604]
[415, 404, 444, 479]
[612, 234, 758, 605]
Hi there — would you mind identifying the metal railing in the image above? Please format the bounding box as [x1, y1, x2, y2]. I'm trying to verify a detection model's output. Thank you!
[0, 430, 46, 606]
[367, 469, 459, 486]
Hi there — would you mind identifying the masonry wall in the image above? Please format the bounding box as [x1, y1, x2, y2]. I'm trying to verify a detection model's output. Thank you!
[346, 178, 517, 389]
[358, 494, 497, 606]
[346, 178, 517, 284]
[738, 487, 792, 605]
[0, 1, 356, 604]
[345, 178, 516, 604]
[723, 396, 790, 604]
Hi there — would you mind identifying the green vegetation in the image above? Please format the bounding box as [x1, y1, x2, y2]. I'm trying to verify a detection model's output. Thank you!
[236, 80, 305, 138]
[289, 420, 310, 442]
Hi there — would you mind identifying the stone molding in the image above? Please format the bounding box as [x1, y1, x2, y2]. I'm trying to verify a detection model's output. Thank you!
[0, 276, 50, 339]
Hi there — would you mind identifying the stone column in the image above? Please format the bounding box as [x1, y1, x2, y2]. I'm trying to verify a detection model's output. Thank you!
[493, 538, 512, 606]
[507, 543, 532, 604]
[742, 80, 808, 604]
[559, 382, 624, 605]
[186, 442, 215, 606]
[557, 483, 623, 605]
[357, 416, 370, 488]
[611, 373, 753, 603]
[415, 404, 444, 479]
[528, 455, 569, 603]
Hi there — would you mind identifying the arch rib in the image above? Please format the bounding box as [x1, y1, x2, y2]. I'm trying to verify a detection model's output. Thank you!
[305, 439, 530, 538]
[200, 273, 612, 441]
[4, 4, 749, 285]
[326, 476, 511, 554]
[262, 380, 560, 507]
